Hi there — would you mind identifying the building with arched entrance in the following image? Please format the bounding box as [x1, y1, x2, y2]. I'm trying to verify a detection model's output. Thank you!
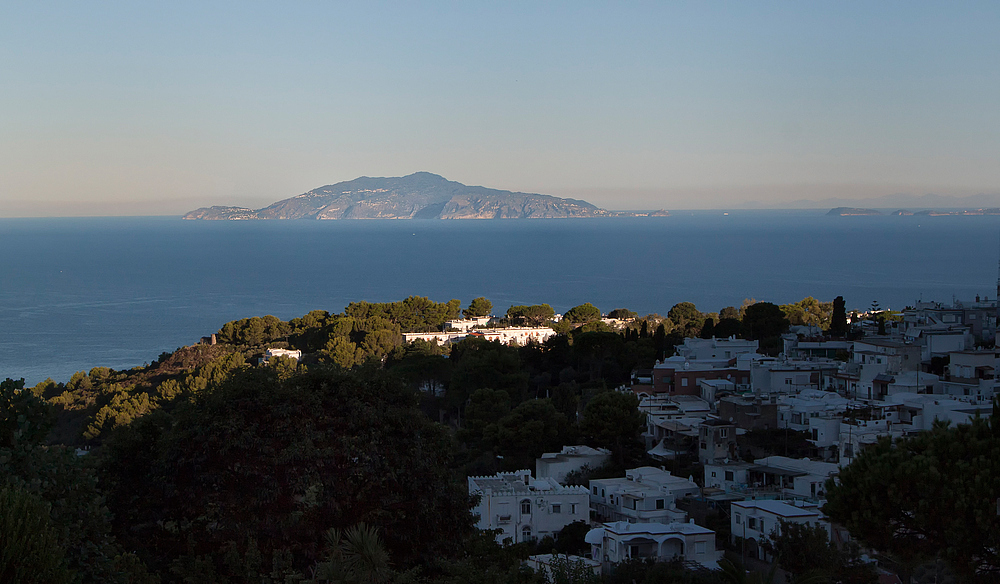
[585, 520, 721, 572]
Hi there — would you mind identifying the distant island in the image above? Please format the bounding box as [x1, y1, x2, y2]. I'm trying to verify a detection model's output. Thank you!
[827, 207, 880, 216]
[184, 172, 656, 220]
[828, 206, 1000, 217]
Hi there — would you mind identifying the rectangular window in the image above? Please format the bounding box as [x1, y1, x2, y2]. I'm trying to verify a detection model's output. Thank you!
[719, 428, 728, 438]
[748, 517, 757, 530]
[696, 541, 706, 554]
[592, 486, 598, 495]
[725, 471, 734, 481]
[681, 378, 689, 387]
[656, 499, 665, 510]
[711, 471, 717, 478]
[571, 504, 577, 514]
[734, 512, 741, 524]
[551, 504, 561, 514]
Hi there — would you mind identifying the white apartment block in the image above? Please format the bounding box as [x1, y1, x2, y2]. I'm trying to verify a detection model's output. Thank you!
[469, 470, 589, 544]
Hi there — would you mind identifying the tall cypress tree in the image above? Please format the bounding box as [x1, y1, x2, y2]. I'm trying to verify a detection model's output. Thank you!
[829, 296, 847, 337]
[653, 324, 666, 360]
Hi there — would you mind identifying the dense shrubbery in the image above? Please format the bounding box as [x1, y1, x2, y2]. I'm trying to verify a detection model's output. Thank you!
[99, 366, 475, 580]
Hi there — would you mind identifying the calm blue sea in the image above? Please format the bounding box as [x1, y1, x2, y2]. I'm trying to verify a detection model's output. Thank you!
[1, 211, 997, 385]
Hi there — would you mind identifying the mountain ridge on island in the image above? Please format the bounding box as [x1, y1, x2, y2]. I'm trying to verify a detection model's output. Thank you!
[183, 172, 651, 220]
[826, 207, 880, 216]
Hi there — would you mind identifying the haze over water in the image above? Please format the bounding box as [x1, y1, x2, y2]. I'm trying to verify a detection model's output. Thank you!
[1, 211, 996, 385]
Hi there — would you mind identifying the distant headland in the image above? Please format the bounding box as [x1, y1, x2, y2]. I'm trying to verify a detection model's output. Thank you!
[184, 172, 667, 220]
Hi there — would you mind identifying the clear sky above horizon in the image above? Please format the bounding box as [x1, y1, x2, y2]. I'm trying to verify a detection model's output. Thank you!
[2, 1, 999, 216]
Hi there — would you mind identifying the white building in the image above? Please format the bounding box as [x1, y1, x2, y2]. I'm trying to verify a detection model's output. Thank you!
[590, 467, 697, 524]
[698, 379, 734, 408]
[586, 521, 721, 570]
[402, 331, 467, 344]
[445, 316, 493, 332]
[646, 416, 701, 461]
[674, 337, 759, 362]
[939, 350, 999, 402]
[403, 326, 556, 347]
[731, 500, 826, 560]
[469, 470, 589, 544]
[838, 416, 904, 467]
[536, 446, 611, 485]
[638, 394, 712, 418]
[750, 358, 840, 395]
[263, 348, 302, 362]
[703, 456, 837, 502]
[470, 327, 557, 345]
[702, 461, 756, 499]
[751, 456, 839, 500]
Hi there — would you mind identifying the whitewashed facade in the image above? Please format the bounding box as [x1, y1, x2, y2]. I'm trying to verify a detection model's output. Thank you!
[469, 470, 589, 544]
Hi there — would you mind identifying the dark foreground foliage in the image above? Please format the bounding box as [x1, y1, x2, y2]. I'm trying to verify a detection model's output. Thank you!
[99, 365, 476, 580]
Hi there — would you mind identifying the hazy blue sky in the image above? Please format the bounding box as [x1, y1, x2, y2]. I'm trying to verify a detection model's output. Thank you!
[2, 1, 999, 215]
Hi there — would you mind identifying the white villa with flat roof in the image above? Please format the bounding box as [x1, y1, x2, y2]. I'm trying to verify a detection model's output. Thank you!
[589, 467, 696, 524]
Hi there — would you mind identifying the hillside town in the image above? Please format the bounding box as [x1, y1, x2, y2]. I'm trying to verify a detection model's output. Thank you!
[442, 296, 1000, 581]
[7, 293, 999, 583]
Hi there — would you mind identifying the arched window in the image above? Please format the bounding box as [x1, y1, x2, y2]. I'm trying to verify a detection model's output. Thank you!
[521, 526, 532, 541]
[521, 499, 531, 515]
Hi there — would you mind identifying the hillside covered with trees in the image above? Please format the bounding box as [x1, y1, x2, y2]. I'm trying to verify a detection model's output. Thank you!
[2, 293, 899, 583]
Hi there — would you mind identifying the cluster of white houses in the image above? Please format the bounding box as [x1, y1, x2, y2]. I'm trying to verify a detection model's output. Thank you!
[470, 297, 999, 576]
[634, 299, 997, 472]
[402, 316, 557, 346]
[469, 449, 725, 572]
